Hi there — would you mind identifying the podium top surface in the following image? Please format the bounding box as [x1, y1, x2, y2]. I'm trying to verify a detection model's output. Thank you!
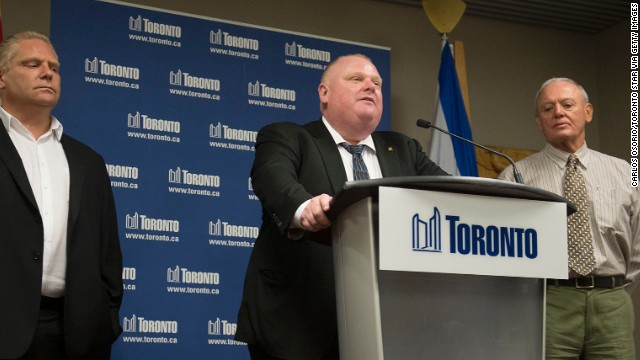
[328, 176, 576, 218]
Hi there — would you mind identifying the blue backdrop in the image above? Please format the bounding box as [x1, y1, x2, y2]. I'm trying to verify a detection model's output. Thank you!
[50, 1, 390, 358]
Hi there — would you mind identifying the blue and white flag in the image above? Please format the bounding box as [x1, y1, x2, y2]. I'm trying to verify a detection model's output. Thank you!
[428, 39, 478, 176]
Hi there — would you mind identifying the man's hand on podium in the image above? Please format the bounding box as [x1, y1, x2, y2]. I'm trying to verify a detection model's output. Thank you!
[300, 194, 333, 232]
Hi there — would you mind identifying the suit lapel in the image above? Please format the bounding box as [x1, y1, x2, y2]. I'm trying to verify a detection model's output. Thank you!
[305, 120, 347, 194]
[373, 133, 401, 177]
[0, 126, 39, 210]
[61, 135, 83, 239]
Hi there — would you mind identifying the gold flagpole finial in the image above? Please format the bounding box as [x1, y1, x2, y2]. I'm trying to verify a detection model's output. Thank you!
[421, 0, 466, 34]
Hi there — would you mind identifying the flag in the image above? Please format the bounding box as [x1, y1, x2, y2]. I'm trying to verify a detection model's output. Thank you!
[428, 39, 478, 176]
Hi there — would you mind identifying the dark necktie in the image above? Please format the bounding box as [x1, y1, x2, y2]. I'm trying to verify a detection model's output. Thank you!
[563, 154, 596, 276]
[340, 143, 370, 180]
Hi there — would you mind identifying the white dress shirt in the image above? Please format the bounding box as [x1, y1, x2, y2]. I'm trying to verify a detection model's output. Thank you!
[1, 107, 70, 297]
[499, 143, 640, 284]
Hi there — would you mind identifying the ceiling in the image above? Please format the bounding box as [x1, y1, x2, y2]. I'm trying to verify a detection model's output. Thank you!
[376, 0, 629, 34]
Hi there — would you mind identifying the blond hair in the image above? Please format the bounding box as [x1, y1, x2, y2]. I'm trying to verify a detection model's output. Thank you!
[0, 31, 55, 72]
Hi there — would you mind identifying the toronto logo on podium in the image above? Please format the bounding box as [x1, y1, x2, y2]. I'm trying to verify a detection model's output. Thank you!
[412, 207, 442, 253]
[411, 207, 540, 259]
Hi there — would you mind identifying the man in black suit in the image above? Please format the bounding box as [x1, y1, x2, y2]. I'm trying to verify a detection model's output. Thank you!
[0, 31, 123, 360]
[235, 54, 447, 360]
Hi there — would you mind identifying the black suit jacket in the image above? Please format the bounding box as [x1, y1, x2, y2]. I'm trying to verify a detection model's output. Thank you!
[0, 127, 123, 359]
[235, 120, 447, 359]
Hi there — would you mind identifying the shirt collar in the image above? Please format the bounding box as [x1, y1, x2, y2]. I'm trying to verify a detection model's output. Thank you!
[321, 116, 376, 153]
[543, 142, 590, 170]
[50, 117, 64, 141]
[0, 106, 63, 141]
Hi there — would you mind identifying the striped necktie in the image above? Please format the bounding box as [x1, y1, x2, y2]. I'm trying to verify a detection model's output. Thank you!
[340, 143, 370, 180]
[563, 154, 596, 276]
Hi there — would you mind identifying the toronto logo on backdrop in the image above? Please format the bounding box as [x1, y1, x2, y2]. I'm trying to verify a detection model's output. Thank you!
[247, 81, 296, 101]
[84, 57, 140, 80]
[123, 314, 179, 334]
[169, 69, 221, 91]
[284, 41, 332, 62]
[208, 317, 237, 336]
[209, 122, 257, 143]
[210, 29, 259, 50]
[129, 15, 182, 38]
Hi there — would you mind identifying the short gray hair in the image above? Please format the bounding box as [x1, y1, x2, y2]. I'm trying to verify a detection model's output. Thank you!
[320, 53, 374, 83]
[535, 77, 589, 111]
[0, 31, 55, 73]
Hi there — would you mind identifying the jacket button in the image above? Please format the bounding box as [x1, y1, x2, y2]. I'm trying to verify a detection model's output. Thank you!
[272, 214, 282, 227]
[33, 252, 41, 261]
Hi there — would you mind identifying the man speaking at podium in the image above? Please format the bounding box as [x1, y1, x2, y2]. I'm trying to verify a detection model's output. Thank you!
[500, 78, 639, 359]
[236, 54, 447, 360]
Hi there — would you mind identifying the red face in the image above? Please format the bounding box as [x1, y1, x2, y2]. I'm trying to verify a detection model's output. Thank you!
[0, 38, 61, 113]
[535, 80, 592, 153]
[318, 55, 383, 143]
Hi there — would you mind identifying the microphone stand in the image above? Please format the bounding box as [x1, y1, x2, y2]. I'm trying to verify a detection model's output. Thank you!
[417, 119, 524, 184]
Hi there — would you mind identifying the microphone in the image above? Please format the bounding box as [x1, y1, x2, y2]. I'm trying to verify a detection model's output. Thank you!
[416, 119, 524, 184]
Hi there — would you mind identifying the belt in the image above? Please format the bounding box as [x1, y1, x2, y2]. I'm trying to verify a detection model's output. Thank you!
[40, 296, 65, 310]
[546, 275, 625, 289]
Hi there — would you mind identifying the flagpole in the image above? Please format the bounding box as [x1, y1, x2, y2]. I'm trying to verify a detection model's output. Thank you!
[453, 40, 471, 121]
[424, 0, 477, 177]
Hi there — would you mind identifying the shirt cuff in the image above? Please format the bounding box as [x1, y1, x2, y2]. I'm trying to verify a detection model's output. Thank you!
[288, 199, 311, 240]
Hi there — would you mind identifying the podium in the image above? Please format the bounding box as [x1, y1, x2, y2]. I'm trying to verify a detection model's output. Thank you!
[329, 176, 574, 360]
